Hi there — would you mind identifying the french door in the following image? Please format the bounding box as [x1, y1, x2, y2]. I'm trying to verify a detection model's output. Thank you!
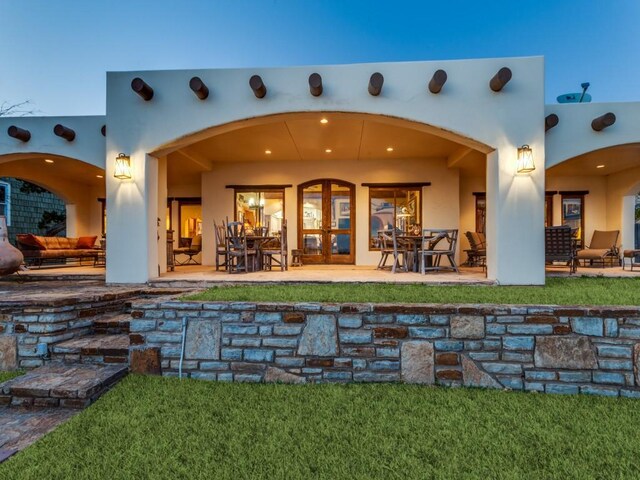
[298, 179, 355, 264]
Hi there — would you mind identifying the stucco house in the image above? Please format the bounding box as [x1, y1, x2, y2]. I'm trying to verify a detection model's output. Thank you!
[0, 56, 638, 285]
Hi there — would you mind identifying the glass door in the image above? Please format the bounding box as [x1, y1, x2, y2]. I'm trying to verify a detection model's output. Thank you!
[298, 179, 355, 264]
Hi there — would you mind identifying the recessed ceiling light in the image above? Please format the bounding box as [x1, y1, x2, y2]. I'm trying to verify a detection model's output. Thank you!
[325, 149, 332, 153]
[386, 147, 394, 152]
[265, 150, 272, 155]
[320, 118, 328, 124]
[44, 159, 54, 164]
[96, 174, 104, 178]
[596, 164, 605, 169]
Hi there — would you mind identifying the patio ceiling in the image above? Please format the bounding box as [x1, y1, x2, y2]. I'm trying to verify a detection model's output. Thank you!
[0, 155, 105, 190]
[548, 143, 640, 177]
[166, 113, 486, 181]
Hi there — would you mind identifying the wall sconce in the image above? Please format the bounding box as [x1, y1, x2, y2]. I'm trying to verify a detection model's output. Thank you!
[114, 153, 132, 179]
[516, 145, 535, 173]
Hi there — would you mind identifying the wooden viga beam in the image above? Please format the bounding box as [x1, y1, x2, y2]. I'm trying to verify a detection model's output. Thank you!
[250, 75, 267, 98]
[428, 69, 447, 94]
[489, 67, 512, 92]
[591, 112, 616, 131]
[309, 73, 323, 97]
[53, 124, 76, 142]
[131, 77, 154, 101]
[7, 125, 30, 142]
[189, 76, 209, 100]
[368, 72, 384, 96]
[545, 114, 559, 132]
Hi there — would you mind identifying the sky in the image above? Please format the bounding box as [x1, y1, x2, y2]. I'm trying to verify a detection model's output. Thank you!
[1, 0, 639, 116]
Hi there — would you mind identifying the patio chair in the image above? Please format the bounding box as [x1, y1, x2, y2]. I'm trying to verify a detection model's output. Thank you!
[377, 229, 408, 273]
[226, 221, 258, 274]
[545, 226, 577, 274]
[464, 231, 486, 268]
[420, 229, 459, 274]
[622, 249, 640, 272]
[262, 220, 288, 271]
[173, 234, 202, 265]
[213, 220, 228, 271]
[576, 230, 620, 268]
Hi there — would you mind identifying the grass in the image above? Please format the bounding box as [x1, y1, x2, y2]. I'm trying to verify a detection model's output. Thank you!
[185, 276, 640, 306]
[2, 375, 640, 479]
[0, 371, 22, 383]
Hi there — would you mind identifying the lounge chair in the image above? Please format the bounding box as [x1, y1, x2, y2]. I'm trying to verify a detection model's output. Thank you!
[545, 226, 577, 274]
[464, 231, 486, 268]
[576, 230, 620, 267]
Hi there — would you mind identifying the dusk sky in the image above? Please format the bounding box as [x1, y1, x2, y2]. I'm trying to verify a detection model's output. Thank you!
[1, 0, 639, 115]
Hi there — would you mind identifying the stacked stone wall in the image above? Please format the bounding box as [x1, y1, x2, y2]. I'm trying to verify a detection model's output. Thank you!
[130, 301, 640, 398]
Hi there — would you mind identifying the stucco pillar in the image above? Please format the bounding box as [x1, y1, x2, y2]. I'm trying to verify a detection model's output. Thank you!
[485, 146, 545, 285]
[157, 156, 168, 274]
[65, 204, 78, 238]
[621, 195, 636, 252]
[106, 153, 159, 284]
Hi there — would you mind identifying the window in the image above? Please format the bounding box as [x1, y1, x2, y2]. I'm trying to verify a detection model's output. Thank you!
[98, 198, 106, 236]
[0, 181, 10, 226]
[474, 193, 486, 234]
[562, 194, 585, 248]
[369, 187, 421, 249]
[235, 190, 284, 235]
[545, 194, 554, 227]
[177, 199, 202, 246]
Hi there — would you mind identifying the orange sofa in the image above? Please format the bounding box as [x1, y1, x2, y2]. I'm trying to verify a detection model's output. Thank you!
[16, 234, 99, 264]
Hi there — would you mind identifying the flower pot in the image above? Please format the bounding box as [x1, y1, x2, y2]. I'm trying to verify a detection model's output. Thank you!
[0, 216, 23, 276]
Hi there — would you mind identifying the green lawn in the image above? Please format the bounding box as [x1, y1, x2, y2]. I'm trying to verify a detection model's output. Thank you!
[185, 276, 640, 305]
[2, 375, 640, 479]
[0, 371, 22, 383]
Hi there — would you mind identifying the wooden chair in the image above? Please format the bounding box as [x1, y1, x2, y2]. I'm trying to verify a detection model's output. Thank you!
[420, 229, 459, 274]
[173, 234, 202, 265]
[262, 220, 288, 271]
[226, 222, 257, 274]
[464, 231, 486, 268]
[213, 220, 228, 271]
[377, 229, 408, 273]
[545, 226, 577, 273]
[576, 230, 620, 267]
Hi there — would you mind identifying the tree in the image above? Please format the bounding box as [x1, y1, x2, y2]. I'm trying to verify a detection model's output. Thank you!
[0, 100, 36, 117]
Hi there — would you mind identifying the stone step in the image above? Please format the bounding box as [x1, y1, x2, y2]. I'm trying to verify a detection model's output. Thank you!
[51, 334, 130, 365]
[0, 363, 128, 409]
[93, 312, 131, 335]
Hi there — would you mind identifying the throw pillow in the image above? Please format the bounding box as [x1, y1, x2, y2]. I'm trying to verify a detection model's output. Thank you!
[76, 236, 98, 249]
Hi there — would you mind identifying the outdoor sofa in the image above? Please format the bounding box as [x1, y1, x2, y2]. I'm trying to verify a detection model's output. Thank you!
[16, 234, 99, 265]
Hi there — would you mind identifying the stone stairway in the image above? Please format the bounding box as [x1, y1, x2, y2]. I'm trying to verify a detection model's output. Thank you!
[51, 334, 130, 365]
[0, 363, 128, 409]
[92, 312, 131, 335]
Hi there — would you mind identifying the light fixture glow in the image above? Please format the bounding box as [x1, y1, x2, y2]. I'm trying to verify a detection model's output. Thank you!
[265, 149, 272, 155]
[96, 174, 104, 179]
[516, 144, 535, 173]
[320, 118, 328, 124]
[44, 159, 54, 164]
[114, 153, 132, 180]
[596, 164, 605, 169]
[325, 149, 332, 153]
[386, 147, 394, 152]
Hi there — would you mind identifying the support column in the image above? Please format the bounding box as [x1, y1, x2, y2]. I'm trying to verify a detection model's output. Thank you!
[621, 195, 636, 252]
[485, 146, 545, 285]
[106, 152, 159, 284]
[157, 157, 168, 274]
[65, 204, 78, 238]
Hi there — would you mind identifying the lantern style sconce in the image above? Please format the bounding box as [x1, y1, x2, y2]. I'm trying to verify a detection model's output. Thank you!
[114, 153, 132, 180]
[516, 145, 535, 173]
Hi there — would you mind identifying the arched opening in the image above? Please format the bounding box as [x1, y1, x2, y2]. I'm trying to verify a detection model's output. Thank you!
[0, 153, 105, 272]
[151, 112, 489, 280]
[546, 143, 640, 270]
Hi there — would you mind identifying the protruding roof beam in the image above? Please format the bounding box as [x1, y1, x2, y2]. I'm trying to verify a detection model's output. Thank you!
[131, 77, 154, 101]
[189, 76, 209, 100]
[53, 124, 76, 142]
[7, 126, 30, 142]
[101, 125, 106, 136]
[368, 72, 384, 96]
[309, 73, 323, 97]
[249, 75, 267, 98]
[591, 112, 616, 131]
[428, 69, 447, 94]
[545, 114, 559, 132]
[489, 67, 512, 92]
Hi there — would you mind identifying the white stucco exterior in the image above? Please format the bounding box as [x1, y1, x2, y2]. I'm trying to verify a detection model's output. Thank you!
[0, 56, 638, 285]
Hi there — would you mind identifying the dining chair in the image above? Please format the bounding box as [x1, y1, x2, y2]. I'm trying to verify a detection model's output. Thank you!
[226, 221, 257, 273]
[262, 220, 288, 271]
[377, 229, 408, 273]
[214, 220, 228, 271]
[420, 229, 459, 274]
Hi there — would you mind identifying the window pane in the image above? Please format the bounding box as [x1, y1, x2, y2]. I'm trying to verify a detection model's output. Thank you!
[331, 183, 350, 230]
[303, 233, 322, 255]
[236, 191, 284, 235]
[562, 197, 583, 244]
[180, 204, 202, 241]
[332, 233, 350, 255]
[0, 185, 5, 204]
[370, 187, 421, 249]
[475, 196, 486, 234]
[302, 184, 323, 230]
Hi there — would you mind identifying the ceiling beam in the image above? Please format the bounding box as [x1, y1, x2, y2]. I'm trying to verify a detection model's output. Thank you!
[176, 149, 213, 170]
[447, 147, 473, 168]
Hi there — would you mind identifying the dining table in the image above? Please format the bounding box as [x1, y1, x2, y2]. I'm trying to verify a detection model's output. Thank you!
[245, 235, 277, 271]
[397, 234, 437, 272]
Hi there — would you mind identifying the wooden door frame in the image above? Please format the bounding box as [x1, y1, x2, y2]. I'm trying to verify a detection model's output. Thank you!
[298, 179, 356, 264]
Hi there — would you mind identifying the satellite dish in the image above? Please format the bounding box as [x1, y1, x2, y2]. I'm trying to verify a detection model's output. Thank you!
[557, 93, 592, 103]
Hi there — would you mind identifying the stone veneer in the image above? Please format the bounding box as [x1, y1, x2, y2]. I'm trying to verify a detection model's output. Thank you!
[130, 301, 640, 398]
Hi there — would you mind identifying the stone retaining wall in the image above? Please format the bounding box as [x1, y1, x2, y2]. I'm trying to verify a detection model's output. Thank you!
[130, 301, 640, 398]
